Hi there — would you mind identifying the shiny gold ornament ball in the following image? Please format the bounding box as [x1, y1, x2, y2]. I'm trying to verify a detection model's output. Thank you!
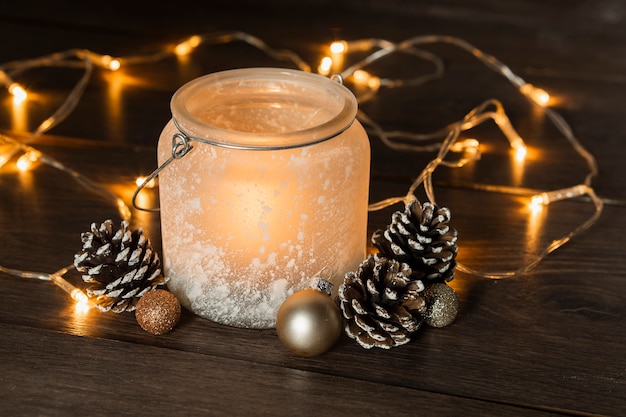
[423, 283, 459, 328]
[276, 288, 343, 357]
[135, 289, 182, 335]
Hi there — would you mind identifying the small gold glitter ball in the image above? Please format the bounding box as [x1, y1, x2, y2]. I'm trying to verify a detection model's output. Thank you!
[135, 289, 181, 335]
[276, 288, 343, 357]
[423, 283, 459, 328]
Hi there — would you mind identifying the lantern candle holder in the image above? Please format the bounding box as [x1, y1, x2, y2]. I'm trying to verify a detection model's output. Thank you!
[157, 68, 370, 328]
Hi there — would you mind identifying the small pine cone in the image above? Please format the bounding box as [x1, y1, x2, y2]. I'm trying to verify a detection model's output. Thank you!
[73, 219, 167, 313]
[372, 199, 458, 283]
[338, 254, 426, 349]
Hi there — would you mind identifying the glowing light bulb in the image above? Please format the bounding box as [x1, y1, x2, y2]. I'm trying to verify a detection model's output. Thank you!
[352, 70, 370, 85]
[450, 138, 481, 166]
[136, 176, 156, 188]
[100, 55, 121, 71]
[529, 195, 546, 212]
[318, 57, 332, 75]
[16, 150, 40, 171]
[367, 75, 381, 90]
[108, 59, 121, 71]
[188, 35, 202, 48]
[175, 36, 202, 56]
[514, 144, 527, 161]
[71, 288, 89, 304]
[71, 289, 91, 313]
[9, 83, 27, 103]
[351, 70, 381, 91]
[530, 184, 589, 210]
[464, 138, 480, 154]
[16, 157, 30, 171]
[330, 41, 347, 55]
[520, 83, 550, 106]
[74, 300, 91, 314]
[175, 42, 192, 56]
[48, 272, 92, 312]
[451, 138, 481, 160]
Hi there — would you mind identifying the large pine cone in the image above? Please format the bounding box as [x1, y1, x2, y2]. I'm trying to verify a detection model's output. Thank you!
[338, 254, 426, 349]
[372, 199, 458, 283]
[73, 220, 166, 313]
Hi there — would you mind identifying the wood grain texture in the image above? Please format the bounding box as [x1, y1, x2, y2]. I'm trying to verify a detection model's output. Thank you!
[1, 324, 572, 417]
[1, 2, 625, 416]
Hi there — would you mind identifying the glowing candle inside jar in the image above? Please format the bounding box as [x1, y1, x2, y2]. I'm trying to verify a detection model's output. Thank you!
[158, 68, 370, 329]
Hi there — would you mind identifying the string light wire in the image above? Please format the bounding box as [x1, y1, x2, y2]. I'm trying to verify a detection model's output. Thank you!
[0, 31, 604, 305]
[0, 264, 90, 310]
[332, 35, 602, 279]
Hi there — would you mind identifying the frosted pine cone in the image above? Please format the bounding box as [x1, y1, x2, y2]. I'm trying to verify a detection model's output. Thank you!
[338, 254, 426, 349]
[73, 219, 167, 313]
[372, 199, 458, 283]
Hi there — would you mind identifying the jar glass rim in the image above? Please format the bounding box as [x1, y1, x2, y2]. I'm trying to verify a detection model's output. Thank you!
[170, 68, 358, 149]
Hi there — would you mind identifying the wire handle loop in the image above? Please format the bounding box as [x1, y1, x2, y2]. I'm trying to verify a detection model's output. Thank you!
[172, 132, 194, 159]
[131, 129, 196, 212]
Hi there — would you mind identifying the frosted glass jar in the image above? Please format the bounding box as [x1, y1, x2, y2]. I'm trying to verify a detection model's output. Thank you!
[157, 68, 370, 329]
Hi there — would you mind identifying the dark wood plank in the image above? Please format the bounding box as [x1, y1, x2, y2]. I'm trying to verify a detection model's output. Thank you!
[0, 323, 567, 417]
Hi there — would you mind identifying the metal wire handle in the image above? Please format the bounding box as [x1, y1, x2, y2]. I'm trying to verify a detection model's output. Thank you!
[131, 127, 195, 212]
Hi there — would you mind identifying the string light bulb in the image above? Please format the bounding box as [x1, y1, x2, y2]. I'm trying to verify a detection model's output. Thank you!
[95, 54, 121, 71]
[48, 271, 92, 312]
[16, 150, 40, 171]
[329, 41, 347, 55]
[74, 296, 91, 314]
[318, 56, 332, 75]
[520, 83, 550, 107]
[108, 58, 121, 71]
[530, 184, 589, 208]
[175, 35, 202, 56]
[451, 138, 481, 157]
[8, 83, 27, 103]
[135, 176, 156, 188]
[351, 70, 381, 90]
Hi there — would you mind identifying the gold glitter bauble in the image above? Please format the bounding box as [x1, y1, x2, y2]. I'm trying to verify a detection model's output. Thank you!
[276, 288, 343, 357]
[423, 283, 459, 328]
[135, 289, 181, 335]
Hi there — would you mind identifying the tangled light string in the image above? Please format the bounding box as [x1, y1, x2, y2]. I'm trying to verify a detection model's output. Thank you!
[327, 35, 602, 278]
[0, 31, 603, 307]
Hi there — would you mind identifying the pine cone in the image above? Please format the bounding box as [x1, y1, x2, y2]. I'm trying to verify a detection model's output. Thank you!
[372, 199, 458, 283]
[73, 219, 166, 313]
[337, 254, 426, 349]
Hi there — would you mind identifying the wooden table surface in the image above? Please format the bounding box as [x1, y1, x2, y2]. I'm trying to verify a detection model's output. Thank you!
[1, 2, 625, 416]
